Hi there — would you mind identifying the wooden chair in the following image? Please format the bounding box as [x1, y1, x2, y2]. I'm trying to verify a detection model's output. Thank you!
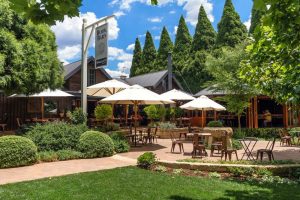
[151, 127, 159, 143]
[143, 127, 153, 144]
[210, 132, 223, 157]
[221, 132, 238, 161]
[256, 138, 276, 161]
[192, 134, 207, 158]
[279, 129, 292, 146]
[16, 118, 23, 129]
[170, 132, 184, 153]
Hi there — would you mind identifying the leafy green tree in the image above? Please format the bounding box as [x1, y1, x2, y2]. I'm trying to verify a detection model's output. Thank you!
[173, 16, 192, 73]
[206, 42, 255, 129]
[241, 0, 300, 103]
[156, 26, 173, 70]
[216, 0, 247, 47]
[142, 31, 157, 73]
[130, 38, 143, 77]
[7, 0, 158, 25]
[94, 104, 113, 123]
[191, 5, 216, 53]
[0, 0, 63, 95]
[248, 3, 265, 34]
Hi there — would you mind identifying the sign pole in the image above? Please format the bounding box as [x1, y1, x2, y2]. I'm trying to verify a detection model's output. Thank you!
[81, 19, 87, 113]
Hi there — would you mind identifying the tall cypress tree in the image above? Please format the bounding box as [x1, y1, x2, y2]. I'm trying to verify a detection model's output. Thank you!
[249, 5, 265, 35]
[173, 15, 192, 72]
[191, 5, 217, 53]
[130, 38, 143, 77]
[142, 31, 156, 73]
[156, 26, 173, 70]
[216, 0, 247, 47]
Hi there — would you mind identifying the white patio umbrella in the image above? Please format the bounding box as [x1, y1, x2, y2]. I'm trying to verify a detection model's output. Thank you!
[101, 84, 174, 145]
[9, 89, 73, 118]
[87, 79, 130, 97]
[160, 89, 195, 101]
[180, 95, 226, 127]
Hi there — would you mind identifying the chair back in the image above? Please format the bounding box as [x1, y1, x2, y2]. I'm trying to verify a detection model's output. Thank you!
[16, 118, 22, 128]
[266, 138, 276, 151]
[192, 134, 200, 146]
[279, 129, 290, 137]
[147, 127, 151, 135]
[153, 126, 158, 136]
[170, 132, 177, 142]
[221, 131, 228, 151]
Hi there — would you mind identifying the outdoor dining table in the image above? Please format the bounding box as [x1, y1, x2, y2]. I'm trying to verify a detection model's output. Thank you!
[239, 137, 258, 160]
[186, 132, 213, 146]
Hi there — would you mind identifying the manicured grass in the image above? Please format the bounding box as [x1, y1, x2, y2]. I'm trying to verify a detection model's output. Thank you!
[0, 167, 299, 200]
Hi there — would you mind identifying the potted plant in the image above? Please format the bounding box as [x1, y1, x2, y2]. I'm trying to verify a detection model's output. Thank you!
[158, 122, 176, 139]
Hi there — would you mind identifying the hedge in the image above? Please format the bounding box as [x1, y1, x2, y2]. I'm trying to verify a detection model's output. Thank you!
[26, 121, 88, 151]
[78, 131, 114, 158]
[233, 128, 283, 139]
[0, 136, 37, 168]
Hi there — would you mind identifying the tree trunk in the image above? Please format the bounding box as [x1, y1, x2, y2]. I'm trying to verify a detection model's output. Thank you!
[238, 113, 241, 130]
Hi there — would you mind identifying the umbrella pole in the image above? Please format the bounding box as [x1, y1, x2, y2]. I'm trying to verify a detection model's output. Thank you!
[134, 101, 137, 147]
[41, 97, 44, 119]
[202, 109, 204, 128]
[214, 110, 217, 121]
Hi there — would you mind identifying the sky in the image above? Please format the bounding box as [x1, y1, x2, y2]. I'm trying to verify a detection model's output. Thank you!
[51, 0, 253, 78]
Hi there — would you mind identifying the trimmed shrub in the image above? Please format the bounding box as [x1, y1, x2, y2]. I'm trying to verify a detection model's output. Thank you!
[137, 152, 156, 169]
[232, 139, 243, 150]
[233, 128, 281, 139]
[207, 120, 223, 127]
[0, 136, 37, 168]
[94, 104, 112, 122]
[97, 122, 120, 133]
[68, 107, 87, 125]
[109, 132, 130, 153]
[78, 131, 114, 158]
[56, 150, 84, 161]
[26, 121, 88, 151]
[38, 151, 58, 162]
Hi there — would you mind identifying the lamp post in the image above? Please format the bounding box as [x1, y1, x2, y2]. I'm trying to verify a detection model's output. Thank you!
[81, 15, 114, 113]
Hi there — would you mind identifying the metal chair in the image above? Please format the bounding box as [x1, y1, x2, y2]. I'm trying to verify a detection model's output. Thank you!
[256, 138, 276, 161]
[170, 132, 184, 153]
[192, 134, 207, 158]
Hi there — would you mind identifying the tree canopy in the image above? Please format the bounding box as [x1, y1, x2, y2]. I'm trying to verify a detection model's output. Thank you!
[0, 0, 63, 95]
[216, 0, 247, 47]
[191, 5, 216, 52]
[130, 38, 143, 77]
[156, 27, 173, 70]
[240, 0, 300, 103]
[142, 31, 157, 73]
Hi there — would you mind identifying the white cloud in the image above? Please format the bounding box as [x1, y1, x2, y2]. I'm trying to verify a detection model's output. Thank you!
[105, 68, 129, 78]
[51, 12, 120, 62]
[108, 47, 133, 75]
[118, 61, 132, 71]
[177, 0, 214, 26]
[57, 45, 81, 63]
[173, 25, 178, 34]
[154, 35, 160, 40]
[169, 10, 176, 14]
[114, 11, 125, 18]
[244, 15, 251, 31]
[147, 17, 163, 23]
[126, 43, 135, 51]
[138, 33, 146, 38]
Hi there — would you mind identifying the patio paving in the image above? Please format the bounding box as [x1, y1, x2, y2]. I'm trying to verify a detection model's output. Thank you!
[120, 139, 300, 162]
[0, 155, 136, 185]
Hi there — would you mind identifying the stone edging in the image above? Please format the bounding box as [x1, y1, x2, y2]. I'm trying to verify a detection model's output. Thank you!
[157, 160, 300, 175]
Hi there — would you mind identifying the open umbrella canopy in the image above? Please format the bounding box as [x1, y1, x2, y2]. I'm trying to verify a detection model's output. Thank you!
[160, 89, 195, 101]
[87, 79, 130, 97]
[101, 84, 174, 105]
[9, 89, 73, 97]
[180, 95, 226, 111]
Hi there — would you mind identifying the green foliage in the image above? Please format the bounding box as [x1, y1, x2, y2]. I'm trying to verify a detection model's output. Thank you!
[26, 121, 88, 151]
[249, 4, 265, 35]
[78, 131, 114, 158]
[38, 150, 84, 162]
[232, 129, 246, 139]
[216, 0, 247, 47]
[141, 31, 157, 73]
[8, 0, 82, 25]
[229, 167, 256, 177]
[68, 108, 87, 125]
[144, 105, 166, 121]
[158, 122, 176, 130]
[241, 0, 300, 104]
[166, 107, 183, 121]
[191, 6, 216, 52]
[0, 0, 63, 95]
[173, 168, 184, 175]
[137, 152, 156, 169]
[109, 132, 130, 153]
[154, 165, 167, 172]
[94, 104, 113, 122]
[96, 122, 120, 133]
[205, 43, 254, 129]
[234, 128, 281, 139]
[15, 123, 36, 136]
[130, 38, 143, 77]
[173, 16, 192, 73]
[208, 172, 221, 179]
[156, 26, 173, 70]
[0, 136, 37, 168]
[207, 120, 223, 127]
[232, 139, 242, 150]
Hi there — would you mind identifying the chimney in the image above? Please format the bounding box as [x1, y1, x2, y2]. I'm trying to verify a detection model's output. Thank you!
[167, 51, 172, 91]
[120, 75, 127, 80]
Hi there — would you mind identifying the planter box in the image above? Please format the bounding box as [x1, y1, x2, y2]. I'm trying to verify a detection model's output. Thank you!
[157, 128, 188, 139]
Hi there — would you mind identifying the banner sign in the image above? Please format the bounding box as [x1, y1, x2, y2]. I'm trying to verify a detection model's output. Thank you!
[95, 23, 108, 68]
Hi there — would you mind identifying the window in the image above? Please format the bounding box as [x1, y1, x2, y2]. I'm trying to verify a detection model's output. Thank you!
[88, 69, 96, 86]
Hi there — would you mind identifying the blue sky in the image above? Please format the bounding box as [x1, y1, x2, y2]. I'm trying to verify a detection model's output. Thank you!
[52, 0, 252, 78]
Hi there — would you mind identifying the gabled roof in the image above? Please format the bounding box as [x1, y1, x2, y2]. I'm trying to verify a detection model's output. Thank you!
[120, 70, 183, 90]
[194, 87, 226, 97]
[63, 57, 111, 80]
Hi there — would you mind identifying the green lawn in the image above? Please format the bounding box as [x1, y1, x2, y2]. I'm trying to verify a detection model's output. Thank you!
[0, 167, 299, 200]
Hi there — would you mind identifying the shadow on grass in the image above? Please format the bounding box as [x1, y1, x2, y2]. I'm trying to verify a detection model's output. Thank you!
[168, 195, 198, 200]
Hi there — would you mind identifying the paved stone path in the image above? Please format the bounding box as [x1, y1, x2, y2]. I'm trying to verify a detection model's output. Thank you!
[0, 155, 136, 185]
